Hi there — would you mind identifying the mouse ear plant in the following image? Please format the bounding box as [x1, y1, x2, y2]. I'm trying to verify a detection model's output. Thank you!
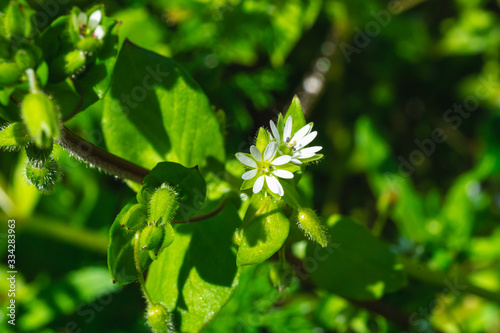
[235, 96, 328, 269]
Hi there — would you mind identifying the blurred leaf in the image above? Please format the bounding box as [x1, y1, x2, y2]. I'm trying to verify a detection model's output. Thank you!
[307, 216, 406, 300]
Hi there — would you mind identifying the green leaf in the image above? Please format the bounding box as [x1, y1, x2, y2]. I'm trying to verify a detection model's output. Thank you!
[284, 95, 306, 135]
[138, 161, 206, 221]
[146, 204, 241, 332]
[103, 41, 224, 170]
[107, 198, 150, 285]
[307, 216, 406, 300]
[236, 193, 290, 266]
[0, 122, 29, 149]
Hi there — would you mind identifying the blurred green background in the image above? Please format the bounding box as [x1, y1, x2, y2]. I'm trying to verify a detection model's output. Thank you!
[1, 0, 500, 332]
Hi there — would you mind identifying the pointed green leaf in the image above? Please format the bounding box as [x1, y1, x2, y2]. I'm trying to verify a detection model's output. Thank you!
[102, 41, 224, 170]
[284, 95, 306, 135]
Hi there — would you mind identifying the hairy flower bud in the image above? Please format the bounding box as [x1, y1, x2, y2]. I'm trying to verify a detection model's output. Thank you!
[148, 185, 179, 225]
[139, 222, 174, 260]
[147, 303, 174, 333]
[297, 208, 328, 247]
[119, 203, 147, 232]
[25, 141, 53, 166]
[21, 92, 60, 149]
[25, 157, 61, 193]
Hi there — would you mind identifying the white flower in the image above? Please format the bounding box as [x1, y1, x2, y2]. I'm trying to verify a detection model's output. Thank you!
[236, 142, 294, 196]
[76, 10, 105, 40]
[270, 116, 322, 164]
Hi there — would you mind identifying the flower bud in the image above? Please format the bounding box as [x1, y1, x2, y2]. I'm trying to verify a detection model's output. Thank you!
[25, 157, 61, 193]
[119, 203, 147, 232]
[4, 2, 27, 40]
[139, 223, 174, 260]
[0, 62, 22, 87]
[21, 92, 60, 149]
[49, 50, 86, 82]
[297, 208, 328, 247]
[148, 185, 179, 224]
[147, 303, 174, 333]
[25, 141, 53, 166]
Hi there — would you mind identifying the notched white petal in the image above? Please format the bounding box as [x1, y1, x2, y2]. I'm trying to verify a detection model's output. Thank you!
[236, 153, 257, 168]
[242, 169, 257, 180]
[93, 25, 105, 39]
[265, 175, 283, 196]
[291, 158, 302, 165]
[263, 142, 277, 161]
[77, 12, 87, 27]
[273, 169, 293, 179]
[250, 145, 262, 162]
[291, 123, 312, 143]
[297, 131, 317, 149]
[271, 155, 291, 166]
[253, 176, 265, 193]
[284, 116, 293, 142]
[269, 120, 280, 143]
[88, 10, 102, 30]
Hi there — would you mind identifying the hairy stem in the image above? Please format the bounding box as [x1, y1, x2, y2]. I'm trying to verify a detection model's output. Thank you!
[134, 232, 154, 305]
[56, 126, 150, 184]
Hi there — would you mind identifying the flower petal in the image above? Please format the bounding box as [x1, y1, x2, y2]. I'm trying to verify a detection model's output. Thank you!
[93, 25, 105, 39]
[271, 155, 291, 166]
[283, 116, 293, 143]
[236, 153, 257, 168]
[273, 169, 293, 179]
[296, 131, 317, 149]
[269, 120, 280, 143]
[265, 175, 283, 196]
[290, 123, 312, 144]
[88, 10, 102, 30]
[291, 158, 302, 165]
[263, 142, 277, 161]
[250, 145, 262, 162]
[253, 176, 265, 193]
[77, 12, 87, 28]
[242, 169, 257, 180]
[295, 146, 322, 159]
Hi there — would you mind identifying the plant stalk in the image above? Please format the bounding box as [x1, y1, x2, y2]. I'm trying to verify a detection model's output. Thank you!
[56, 126, 150, 184]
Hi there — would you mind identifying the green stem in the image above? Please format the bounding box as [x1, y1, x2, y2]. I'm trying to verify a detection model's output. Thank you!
[372, 211, 388, 237]
[56, 126, 150, 184]
[134, 231, 154, 305]
[400, 256, 500, 304]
